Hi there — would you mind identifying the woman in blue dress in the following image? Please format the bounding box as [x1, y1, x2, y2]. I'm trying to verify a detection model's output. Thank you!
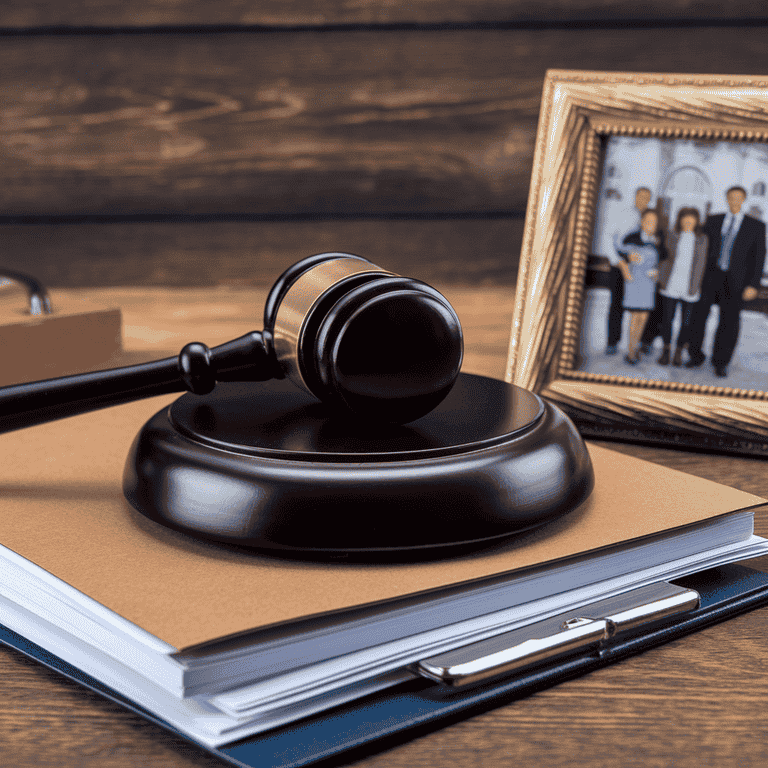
[618, 209, 667, 364]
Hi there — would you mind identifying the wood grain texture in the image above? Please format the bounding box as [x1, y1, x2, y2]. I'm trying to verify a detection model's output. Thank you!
[0, 28, 539, 217]
[4, 27, 768, 217]
[1, 0, 767, 28]
[0, 218, 522, 287]
[1, 287, 768, 767]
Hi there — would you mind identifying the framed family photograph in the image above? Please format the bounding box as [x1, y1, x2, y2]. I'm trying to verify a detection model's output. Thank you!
[506, 69, 768, 455]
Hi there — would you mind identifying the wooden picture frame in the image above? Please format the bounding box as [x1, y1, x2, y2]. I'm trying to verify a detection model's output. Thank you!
[505, 69, 768, 456]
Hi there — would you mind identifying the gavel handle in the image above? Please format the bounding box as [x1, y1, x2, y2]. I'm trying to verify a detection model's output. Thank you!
[0, 331, 278, 435]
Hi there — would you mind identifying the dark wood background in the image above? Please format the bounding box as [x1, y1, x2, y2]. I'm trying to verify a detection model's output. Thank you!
[4, 6, 768, 767]
[2, 3, 768, 287]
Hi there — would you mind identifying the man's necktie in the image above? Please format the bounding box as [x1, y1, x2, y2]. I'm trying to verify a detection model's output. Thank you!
[718, 216, 737, 271]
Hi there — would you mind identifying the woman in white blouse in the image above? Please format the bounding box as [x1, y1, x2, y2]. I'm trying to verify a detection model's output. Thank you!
[657, 207, 708, 366]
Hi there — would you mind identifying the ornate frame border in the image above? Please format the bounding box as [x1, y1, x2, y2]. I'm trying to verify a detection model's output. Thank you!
[505, 69, 768, 455]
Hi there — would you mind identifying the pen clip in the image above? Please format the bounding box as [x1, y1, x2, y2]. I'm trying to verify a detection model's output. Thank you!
[414, 581, 700, 687]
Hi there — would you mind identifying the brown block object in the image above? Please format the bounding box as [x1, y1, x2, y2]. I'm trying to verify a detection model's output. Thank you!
[0, 295, 122, 386]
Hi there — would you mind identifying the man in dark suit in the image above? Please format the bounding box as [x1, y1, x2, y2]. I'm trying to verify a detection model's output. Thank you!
[686, 186, 766, 377]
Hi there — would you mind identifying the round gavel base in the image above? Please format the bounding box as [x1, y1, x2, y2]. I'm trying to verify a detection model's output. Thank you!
[123, 373, 594, 559]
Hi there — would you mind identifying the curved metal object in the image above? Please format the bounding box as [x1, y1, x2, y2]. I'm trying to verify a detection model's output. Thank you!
[0, 269, 53, 316]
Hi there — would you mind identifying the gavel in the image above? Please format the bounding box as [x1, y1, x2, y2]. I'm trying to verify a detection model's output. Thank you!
[0, 253, 464, 432]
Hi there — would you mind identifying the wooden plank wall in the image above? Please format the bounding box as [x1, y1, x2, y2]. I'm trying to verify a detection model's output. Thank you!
[1, 3, 767, 287]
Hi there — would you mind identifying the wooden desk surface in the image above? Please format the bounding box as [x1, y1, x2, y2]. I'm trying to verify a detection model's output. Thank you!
[3, 286, 768, 768]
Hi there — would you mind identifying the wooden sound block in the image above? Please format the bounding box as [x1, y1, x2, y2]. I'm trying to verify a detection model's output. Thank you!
[0, 295, 122, 386]
[124, 374, 595, 558]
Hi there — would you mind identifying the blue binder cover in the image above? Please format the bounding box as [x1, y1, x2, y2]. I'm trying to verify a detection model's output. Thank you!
[2, 562, 768, 768]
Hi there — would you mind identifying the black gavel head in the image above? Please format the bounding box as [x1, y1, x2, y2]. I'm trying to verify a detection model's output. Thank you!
[263, 253, 463, 424]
